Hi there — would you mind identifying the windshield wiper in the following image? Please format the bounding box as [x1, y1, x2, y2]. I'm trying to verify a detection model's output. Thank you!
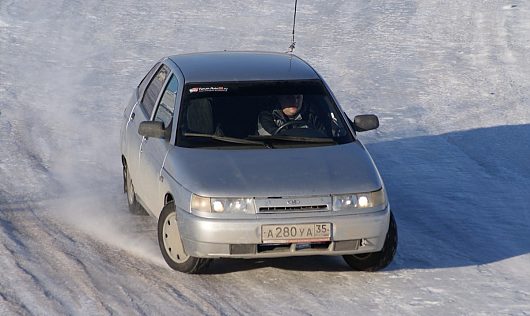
[184, 133, 266, 146]
[247, 135, 336, 144]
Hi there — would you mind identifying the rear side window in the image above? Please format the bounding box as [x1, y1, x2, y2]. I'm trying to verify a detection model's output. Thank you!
[141, 64, 170, 117]
[138, 63, 160, 98]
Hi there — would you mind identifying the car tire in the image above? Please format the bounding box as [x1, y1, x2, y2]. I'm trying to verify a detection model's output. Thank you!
[158, 201, 211, 274]
[123, 161, 148, 215]
[343, 211, 398, 272]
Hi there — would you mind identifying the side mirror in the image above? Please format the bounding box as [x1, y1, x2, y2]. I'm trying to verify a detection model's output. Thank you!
[138, 121, 166, 139]
[353, 114, 379, 132]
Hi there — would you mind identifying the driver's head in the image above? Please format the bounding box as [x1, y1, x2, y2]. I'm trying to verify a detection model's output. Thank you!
[279, 94, 303, 117]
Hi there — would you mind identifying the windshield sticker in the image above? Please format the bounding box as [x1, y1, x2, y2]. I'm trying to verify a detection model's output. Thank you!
[189, 86, 228, 93]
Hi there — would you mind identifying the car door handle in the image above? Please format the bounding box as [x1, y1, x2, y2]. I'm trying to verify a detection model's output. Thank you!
[130, 112, 136, 121]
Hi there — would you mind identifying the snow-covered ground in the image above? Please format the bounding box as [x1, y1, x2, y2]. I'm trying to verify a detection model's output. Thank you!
[1, 0, 529, 314]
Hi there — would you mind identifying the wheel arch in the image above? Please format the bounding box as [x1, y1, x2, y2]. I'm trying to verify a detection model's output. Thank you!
[164, 193, 174, 206]
[121, 155, 127, 193]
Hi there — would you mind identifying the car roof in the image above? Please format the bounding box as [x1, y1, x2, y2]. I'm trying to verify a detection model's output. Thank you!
[167, 51, 320, 83]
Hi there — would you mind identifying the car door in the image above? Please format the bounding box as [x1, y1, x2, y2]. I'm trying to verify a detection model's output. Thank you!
[138, 73, 179, 213]
[128, 64, 170, 207]
[124, 63, 159, 173]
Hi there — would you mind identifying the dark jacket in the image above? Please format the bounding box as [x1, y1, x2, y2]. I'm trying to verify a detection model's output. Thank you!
[257, 108, 324, 135]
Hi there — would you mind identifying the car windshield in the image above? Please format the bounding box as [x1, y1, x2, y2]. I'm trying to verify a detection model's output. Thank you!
[176, 80, 354, 148]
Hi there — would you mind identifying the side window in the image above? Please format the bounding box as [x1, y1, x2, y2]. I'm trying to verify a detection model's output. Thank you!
[141, 64, 169, 117]
[154, 75, 178, 134]
[138, 62, 160, 98]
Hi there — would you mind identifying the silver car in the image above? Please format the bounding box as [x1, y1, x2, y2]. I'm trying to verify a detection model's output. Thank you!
[120, 52, 397, 273]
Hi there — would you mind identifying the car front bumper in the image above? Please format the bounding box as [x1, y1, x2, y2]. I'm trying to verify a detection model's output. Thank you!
[176, 207, 391, 259]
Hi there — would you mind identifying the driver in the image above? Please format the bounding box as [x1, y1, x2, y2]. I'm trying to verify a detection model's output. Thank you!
[258, 94, 321, 135]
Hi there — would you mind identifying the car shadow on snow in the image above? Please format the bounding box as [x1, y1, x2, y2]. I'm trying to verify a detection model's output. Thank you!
[369, 123, 530, 270]
[204, 124, 530, 274]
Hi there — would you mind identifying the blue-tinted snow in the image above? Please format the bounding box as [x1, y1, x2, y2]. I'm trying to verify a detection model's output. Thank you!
[1, 1, 529, 314]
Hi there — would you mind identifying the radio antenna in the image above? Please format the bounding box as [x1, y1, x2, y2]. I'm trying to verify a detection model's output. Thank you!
[288, 0, 298, 53]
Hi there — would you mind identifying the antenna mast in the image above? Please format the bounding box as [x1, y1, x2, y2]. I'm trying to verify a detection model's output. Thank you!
[288, 0, 298, 53]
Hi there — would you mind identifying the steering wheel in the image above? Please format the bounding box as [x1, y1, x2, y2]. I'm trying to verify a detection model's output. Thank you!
[272, 120, 309, 135]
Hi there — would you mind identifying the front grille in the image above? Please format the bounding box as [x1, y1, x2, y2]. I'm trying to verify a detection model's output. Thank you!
[257, 242, 332, 253]
[258, 204, 328, 213]
[255, 196, 331, 214]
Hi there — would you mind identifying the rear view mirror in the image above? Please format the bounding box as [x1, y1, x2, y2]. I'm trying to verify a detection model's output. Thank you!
[138, 121, 166, 139]
[353, 114, 379, 132]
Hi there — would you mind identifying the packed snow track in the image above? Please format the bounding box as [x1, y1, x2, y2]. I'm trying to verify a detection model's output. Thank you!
[1, 0, 529, 314]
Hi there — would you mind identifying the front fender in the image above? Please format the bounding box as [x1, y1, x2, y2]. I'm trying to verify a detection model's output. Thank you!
[158, 167, 192, 219]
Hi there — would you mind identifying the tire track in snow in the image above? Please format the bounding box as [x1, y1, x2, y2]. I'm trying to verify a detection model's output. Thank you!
[1, 0, 530, 314]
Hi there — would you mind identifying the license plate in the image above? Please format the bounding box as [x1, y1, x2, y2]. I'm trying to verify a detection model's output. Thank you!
[262, 223, 332, 243]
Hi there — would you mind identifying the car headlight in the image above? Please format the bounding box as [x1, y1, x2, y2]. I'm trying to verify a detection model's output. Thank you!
[332, 189, 386, 211]
[191, 194, 256, 214]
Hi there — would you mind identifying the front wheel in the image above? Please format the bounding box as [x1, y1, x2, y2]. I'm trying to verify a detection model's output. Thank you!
[343, 211, 398, 272]
[157, 202, 211, 273]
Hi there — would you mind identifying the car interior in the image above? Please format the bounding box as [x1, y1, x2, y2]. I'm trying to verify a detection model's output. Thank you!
[183, 95, 336, 139]
[185, 95, 276, 138]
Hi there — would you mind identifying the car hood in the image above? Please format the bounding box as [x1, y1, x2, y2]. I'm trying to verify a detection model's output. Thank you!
[164, 141, 383, 197]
